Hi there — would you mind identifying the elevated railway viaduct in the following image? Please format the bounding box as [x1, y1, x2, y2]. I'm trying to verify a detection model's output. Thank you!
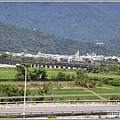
[0, 60, 93, 69]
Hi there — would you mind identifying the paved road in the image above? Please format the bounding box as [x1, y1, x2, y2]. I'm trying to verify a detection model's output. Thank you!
[0, 64, 16, 67]
[0, 106, 119, 115]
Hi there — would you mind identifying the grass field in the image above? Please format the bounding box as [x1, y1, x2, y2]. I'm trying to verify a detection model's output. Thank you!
[46, 68, 76, 79]
[53, 88, 89, 95]
[30, 88, 101, 100]
[0, 67, 17, 80]
[0, 67, 76, 80]
[88, 72, 120, 79]
[90, 88, 120, 94]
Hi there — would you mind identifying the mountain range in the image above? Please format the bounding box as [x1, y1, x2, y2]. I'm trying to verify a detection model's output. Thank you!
[0, 21, 120, 56]
[0, 2, 120, 43]
[0, 2, 120, 56]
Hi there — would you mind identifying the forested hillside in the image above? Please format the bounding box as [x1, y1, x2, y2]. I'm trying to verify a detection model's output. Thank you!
[0, 2, 120, 42]
[0, 21, 120, 56]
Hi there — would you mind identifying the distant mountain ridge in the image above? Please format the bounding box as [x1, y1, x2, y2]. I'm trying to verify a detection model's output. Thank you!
[0, 21, 120, 56]
[0, 2, 120, 42]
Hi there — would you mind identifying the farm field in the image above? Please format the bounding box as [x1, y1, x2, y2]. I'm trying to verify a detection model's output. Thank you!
[30, 88, 101, 100]
[29, 85, 120, 100]
[53, 88, 102, 100]
[0, 67, 120, 100]
[88, 87, 120, 99]
[0, 67, 120, 80]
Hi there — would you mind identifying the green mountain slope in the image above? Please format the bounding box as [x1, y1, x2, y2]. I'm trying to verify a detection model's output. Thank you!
[0, 21, 120, 56]
[0, 2, 120, 42]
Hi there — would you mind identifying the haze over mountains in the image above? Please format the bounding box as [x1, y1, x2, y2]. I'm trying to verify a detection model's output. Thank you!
[0, 2, 120, 43]
[0, 2, 120, 56]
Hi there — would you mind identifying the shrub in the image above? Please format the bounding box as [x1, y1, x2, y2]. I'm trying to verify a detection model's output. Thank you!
[47, 113, 56, 118]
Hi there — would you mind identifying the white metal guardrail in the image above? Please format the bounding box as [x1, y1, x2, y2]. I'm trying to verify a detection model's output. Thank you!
[0, 109, 120, 118]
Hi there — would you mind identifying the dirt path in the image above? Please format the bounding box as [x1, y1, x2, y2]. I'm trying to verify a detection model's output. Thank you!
[83, 88, 107, 100]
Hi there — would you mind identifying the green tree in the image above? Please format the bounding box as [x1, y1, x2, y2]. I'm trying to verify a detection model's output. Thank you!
[55, 71, 72, 81]
[75, 69, 87, 86]
[47, 113, 56, 118]
[15, 64, 29, 81]
[0, 84, 30, 102]
[0, 53, 14, 60]
[38, 82, 54, 101]
[29, 68, 47, 81]
[56, 71, 66, 80]
[75, 69, 91, 88]
[110, 95, 120, 100]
